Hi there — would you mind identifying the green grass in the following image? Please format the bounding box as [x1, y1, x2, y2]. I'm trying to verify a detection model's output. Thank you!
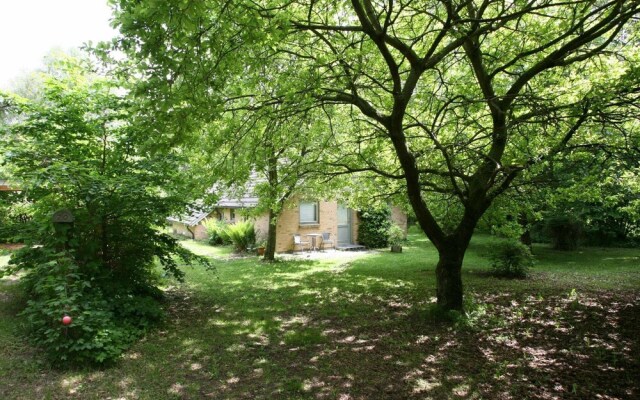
[1, 233, 638, 399]
[178, 239, 235, 258]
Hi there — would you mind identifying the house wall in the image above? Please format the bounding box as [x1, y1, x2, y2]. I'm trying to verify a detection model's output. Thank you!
[390, 206, 408, 236]
[170, 221, 208, 240]
[351, 211, 360, 244]
[273, 197, 360, 252]
[254, 213, 270, 243]
[193, 224, 208, 240]
[216, 208, 251, 224]
[171, 201, 404, 252]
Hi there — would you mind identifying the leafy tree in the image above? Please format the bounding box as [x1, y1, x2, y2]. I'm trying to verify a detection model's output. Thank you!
[537, 153, 640, 247]
[0, 54, 208, 364]
[109, 1, 640, 310]
[480, 141, 640, 249]
[196, 104, 333, 261]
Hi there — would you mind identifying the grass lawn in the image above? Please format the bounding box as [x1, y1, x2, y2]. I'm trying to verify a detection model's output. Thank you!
[1, 233, 638, 399]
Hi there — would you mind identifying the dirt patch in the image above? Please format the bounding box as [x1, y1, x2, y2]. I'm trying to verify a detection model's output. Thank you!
[0, 243, 24, 251]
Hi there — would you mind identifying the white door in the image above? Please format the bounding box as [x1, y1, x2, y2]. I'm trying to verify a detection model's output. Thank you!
[337, 204, 352, 245]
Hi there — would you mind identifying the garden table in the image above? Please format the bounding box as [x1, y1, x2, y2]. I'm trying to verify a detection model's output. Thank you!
[305, 233, 322, 251]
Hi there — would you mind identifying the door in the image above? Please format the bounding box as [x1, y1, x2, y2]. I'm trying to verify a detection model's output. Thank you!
[337, 204, 352, 245]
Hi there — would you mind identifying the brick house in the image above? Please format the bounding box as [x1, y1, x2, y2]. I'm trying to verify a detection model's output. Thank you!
[169, 193, 407, 253]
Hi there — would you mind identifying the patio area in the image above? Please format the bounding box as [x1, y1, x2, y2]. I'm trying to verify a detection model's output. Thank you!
[279, 248, 376, 262]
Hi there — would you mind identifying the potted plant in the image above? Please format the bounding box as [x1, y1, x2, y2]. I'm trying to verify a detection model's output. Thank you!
[388, 224, 404, 253]
[256, 239, 267, 256]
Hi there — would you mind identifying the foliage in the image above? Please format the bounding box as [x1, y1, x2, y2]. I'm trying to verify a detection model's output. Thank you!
[518, 149, 640, 248]
[546, 215, 582, 251]
[488, 240, 535, 279]
[223, 221, 256, 253]
[548, 169, 639, 247]
[358, 207, 392, 249]
[0, 192, 33, 242]
[387, 224, 405, 247]
[0, 55, 209, 365]
[14, 248, 160, 364]
[202, 218, 230, 246]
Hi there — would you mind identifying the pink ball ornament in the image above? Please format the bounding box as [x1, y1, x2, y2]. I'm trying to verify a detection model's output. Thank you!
[62, 315, 72, 326]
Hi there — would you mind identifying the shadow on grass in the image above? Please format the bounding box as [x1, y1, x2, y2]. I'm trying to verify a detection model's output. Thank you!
[1, 242, 639, 399]
[92, 256, 638, 399]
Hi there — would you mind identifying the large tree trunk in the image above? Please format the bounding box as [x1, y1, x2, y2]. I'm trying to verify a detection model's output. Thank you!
[263, 209, 277, 261]
[433, 213, 478, 311]
[435, 243, 466, 311]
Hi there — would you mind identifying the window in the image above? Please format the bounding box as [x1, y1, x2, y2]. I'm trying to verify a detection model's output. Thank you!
[299, 202, 319, 224]
[230, 209, 236, 222]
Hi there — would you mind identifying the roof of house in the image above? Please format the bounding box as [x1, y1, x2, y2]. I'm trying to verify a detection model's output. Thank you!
[207, 174, 261, 208]
[167, 206, 213, 226]
[214, 192, 259, 209]
[168, 178, 261, 226]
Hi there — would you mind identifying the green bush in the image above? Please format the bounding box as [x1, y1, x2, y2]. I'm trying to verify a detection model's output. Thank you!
[358, 207, 392, 248]
[223, 221, 256, 252]
[387, 224, 405, 247]
[488, 240, 534, 278]
[9, 247, 166, 364]
[203, 218, 230, 245]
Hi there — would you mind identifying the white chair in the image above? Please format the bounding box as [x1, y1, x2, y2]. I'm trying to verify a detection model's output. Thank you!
[293, 234, 310, 252]
[321, 232, 334, 250]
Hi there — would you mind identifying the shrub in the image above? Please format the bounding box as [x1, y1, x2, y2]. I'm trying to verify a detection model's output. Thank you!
[6, 243, 171, 365]
[203, 218, 230, 245]
[387, 224, 405, 247]
[223, 221, 256, 252]
[358, 207, 392, 248]
[488, 240, 534, 278]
